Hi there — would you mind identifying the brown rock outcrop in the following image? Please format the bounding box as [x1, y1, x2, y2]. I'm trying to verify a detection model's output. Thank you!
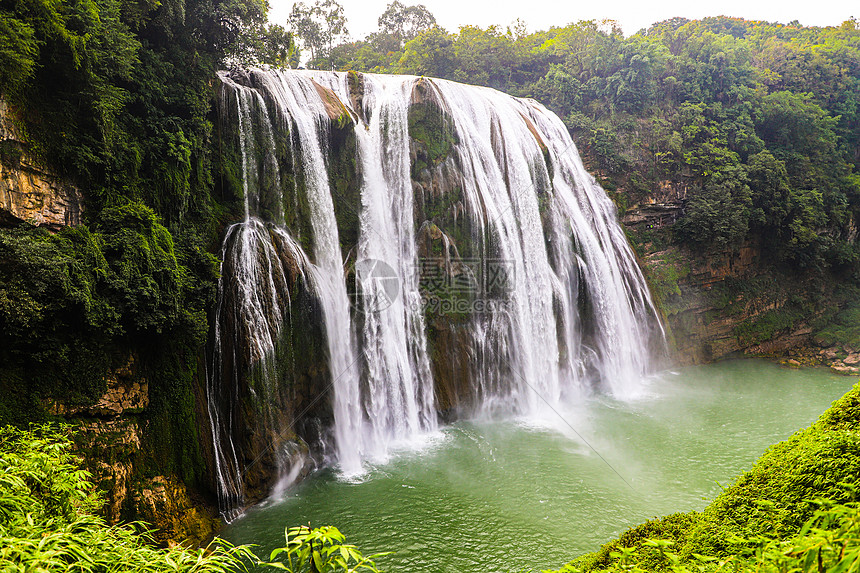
[47, 354, 220, 545]
[134, 476, 220, 547]
[310, 79, 357, 127]
[0, 98, 83, 229]
[74, 418, 142, 523]
[48, 356, 148, 418]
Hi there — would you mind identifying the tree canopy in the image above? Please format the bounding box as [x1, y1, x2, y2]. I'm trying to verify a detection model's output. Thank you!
[310, 11, 860, 271]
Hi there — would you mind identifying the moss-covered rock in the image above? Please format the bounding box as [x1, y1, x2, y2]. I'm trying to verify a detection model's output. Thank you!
[408, 82, 457, 179]
[327, 114, 360, 259]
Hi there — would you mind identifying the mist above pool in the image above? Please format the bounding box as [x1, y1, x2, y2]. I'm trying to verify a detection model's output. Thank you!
[222, 360, 853, 572]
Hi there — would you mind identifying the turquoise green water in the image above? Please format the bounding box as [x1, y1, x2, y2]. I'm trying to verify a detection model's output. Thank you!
[222, 360, 854, 572]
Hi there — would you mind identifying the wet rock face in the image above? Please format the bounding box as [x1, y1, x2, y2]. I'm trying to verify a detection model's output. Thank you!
[637, 243, 820, 365]
[408, 93, 477, 413]
[0, 98, 83, 230]
[428, 316, 475, 417]
[58, 358, 147, 525]
[74, 418, 142, 524]
[47, 355, 220, 546]
[627, 210, 850, 367]
[133, 475, 220, 547]
[48, 357, 149, 417]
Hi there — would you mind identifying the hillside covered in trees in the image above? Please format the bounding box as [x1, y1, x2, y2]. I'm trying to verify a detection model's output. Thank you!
[291, 4, 860, 273]
[1, 0, 860, 555]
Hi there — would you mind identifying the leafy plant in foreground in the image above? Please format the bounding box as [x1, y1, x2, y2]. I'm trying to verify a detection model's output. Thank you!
[265, 525, 389, 572]
[0, 424, 389, 573]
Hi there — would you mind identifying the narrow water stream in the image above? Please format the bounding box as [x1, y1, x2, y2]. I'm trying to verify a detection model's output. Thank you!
[222, 360, 854, 572]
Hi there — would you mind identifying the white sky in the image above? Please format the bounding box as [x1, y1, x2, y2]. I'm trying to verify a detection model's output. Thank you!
[268, 0, 856, 40]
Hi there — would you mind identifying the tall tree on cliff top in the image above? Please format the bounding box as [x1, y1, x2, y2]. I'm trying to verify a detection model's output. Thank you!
[377, 1, 435, 48]
[289, 0, 348, 69]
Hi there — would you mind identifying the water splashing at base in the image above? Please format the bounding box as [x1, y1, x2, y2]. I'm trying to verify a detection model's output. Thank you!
[207, 69, 665, 516]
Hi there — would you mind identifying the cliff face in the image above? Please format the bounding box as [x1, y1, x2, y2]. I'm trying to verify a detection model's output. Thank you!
[0, 99, 83, 229]
[619, 193, 851, 370]
[46, 356, 220, 547]
[0, 99, 218, 547]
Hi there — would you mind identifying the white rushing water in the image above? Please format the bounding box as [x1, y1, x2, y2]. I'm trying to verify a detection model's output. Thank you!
[319, 74, 437, 468]
[210, 69, 664, 515]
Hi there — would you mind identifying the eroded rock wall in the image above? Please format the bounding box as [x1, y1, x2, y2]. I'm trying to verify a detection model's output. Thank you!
[0, 98, 83, 229]
[47, 355, 221, 547]
[619, 188, 845, 369]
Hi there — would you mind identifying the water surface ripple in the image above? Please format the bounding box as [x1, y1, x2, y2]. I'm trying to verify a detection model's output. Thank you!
[223, 360, 853, 572]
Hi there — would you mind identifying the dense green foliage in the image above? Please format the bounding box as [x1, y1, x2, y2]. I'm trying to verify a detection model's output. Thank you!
[545, 382, 860, 572]
[0, 0, 300, 221]
[303, 9, 860, 271]
[0, 202, 216, 415]
[0, 425, 388, 572]
[0, 424, 255, 571]
[546, 498, 860, 572]
[0, 0, 300, 502]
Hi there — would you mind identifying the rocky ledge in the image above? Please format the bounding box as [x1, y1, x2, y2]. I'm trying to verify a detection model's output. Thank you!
[772, 345, 860, 375]
[0, 98, 83, 230]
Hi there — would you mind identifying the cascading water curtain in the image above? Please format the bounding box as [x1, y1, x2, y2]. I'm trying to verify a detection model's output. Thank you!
[209, 69, 666, 515]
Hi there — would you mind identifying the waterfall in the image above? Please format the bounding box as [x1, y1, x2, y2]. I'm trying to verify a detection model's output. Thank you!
[209, 69, 665, 515]
[430, 81, 664, 401]
[318, 74, 437, 464]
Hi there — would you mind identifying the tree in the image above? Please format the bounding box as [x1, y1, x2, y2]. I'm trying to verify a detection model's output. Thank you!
[377, 0, 435, 48]
[748, 149, 791, 232]
[289, 0, 348, 69]
[289, 2, 322, 62]
[452, 25, 518, 89]
[260, 24, 301, 68]
[674, 182, 750, 250]
[398, 26, 455, 77]
[0, 10, 38, 97]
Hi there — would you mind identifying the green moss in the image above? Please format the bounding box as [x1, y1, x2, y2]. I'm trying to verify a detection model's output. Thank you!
[0, 139, 22, 166]
[625, 225, 671, 254]
[326, 123, 360, 258]
[706, 276, 776, 316]
[0, 202, 218, 497]
[137, 337, 207, 491]
[733, 306, 806, 347]
[425, 186, 462, 222]
[0, 225, 114, 410]
[642, 251, 691, 316]
[408, 101, 457, 178]
[813, 295, 860, 349]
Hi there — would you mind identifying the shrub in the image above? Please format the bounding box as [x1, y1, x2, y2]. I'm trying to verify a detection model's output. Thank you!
[0, 424, 389, 573]
[0, 424, 253, 572]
